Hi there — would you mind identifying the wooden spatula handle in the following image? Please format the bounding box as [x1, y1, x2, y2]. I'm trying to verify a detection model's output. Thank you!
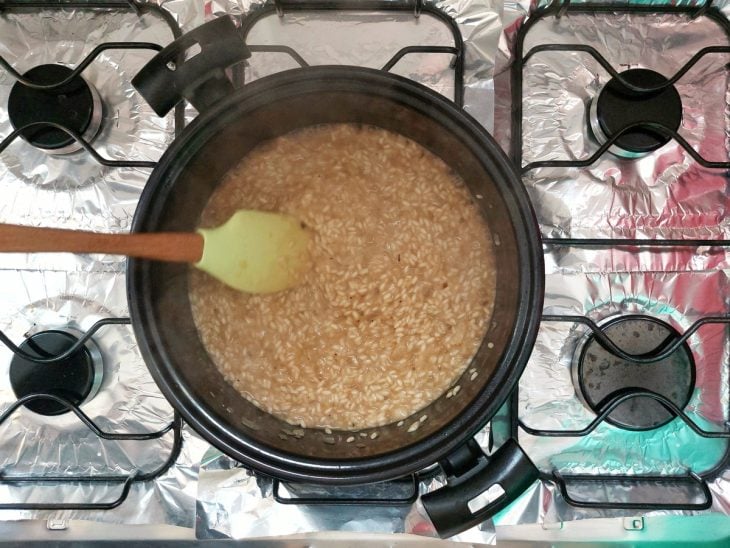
[0, 224, 204, 263]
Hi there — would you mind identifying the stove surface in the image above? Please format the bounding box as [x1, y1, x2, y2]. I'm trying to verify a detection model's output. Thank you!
[0, 0, 728, 545]
[493, 0, 730, 528]
[0, 0, 501, 544]
[0, 0, 206, 530]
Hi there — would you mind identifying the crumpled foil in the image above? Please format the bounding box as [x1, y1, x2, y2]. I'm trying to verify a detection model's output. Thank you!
[4, 0, 726, 540]
[197, 430, 494, 544]
[206, 0, 503, 131]
[0, 0, 210, 526]
[493, 0, 730, 527]
[195, 0, 504, 543]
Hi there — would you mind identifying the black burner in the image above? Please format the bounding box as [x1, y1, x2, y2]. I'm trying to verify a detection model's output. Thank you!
[7, 64, 102, 154]
[9, 330, 101, 416]
[589, 68, 682, 157]
[574, 316, 695, 431]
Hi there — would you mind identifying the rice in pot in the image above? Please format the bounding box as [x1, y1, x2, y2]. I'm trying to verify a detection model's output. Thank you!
[189, 124, 496, 430]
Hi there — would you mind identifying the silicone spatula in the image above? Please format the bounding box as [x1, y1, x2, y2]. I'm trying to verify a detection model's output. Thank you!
[0, 210, 311, 294]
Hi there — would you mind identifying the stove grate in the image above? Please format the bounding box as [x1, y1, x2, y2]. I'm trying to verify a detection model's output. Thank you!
[240, 0, 465, 107]
[0, 317, 183, 511]
[0, 0, 184, 512]
[514, 28, 730, 170]
[509, 0, 730, 512]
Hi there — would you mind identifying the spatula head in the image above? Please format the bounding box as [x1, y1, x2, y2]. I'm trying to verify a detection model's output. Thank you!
[195, 210, 311, 294]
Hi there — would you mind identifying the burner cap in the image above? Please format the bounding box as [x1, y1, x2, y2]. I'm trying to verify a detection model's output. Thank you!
[573, 316, 694, 431]
[9, 329, 102, 416]
[589, 68, 682, 157]
[7, 64, 102, 155]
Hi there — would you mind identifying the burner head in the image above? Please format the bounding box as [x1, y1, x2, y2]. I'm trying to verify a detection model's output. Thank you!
[9, 329, 103, 416]
[7, 64, 102, 155]
[589, 68, 682, 158]
[573, 316, 694, 431]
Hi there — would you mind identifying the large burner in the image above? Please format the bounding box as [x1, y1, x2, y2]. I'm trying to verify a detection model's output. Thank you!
[588, 68, 682, 159]
[8, 64, 103, 155]
[572, 316, 695, 431]
[9, 329, 103, 416]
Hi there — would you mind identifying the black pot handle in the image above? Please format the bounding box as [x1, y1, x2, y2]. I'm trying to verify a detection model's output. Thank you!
[131, 17, 250, 117]
[421, 438, 538, 538]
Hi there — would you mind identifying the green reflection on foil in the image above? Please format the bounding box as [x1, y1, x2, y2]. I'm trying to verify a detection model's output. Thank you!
[554, 292, 728, 474]
[549, 399, 727, 474]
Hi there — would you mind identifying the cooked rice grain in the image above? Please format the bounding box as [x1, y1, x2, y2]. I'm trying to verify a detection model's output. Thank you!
[189, 124, 495, 430]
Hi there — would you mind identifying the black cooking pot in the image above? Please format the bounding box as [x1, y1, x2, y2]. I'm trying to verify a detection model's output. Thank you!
[128, 17, 542, 537]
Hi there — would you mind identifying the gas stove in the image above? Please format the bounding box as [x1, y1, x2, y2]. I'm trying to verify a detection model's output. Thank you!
[0, 0, 201, 531]
[493, 0, 730, 529]
[0, 0, 728, 545]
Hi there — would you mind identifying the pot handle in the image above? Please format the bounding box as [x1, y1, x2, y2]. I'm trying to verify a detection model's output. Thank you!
[421, 438, 538, 538]
[131, 17, 250, 117]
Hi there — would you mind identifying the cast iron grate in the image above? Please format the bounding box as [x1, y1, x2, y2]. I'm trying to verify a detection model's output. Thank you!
[509, 0, 730, 511]
[0, 0, 184, 511]
[0, 317, 184, 510]
[240, 0, 465, 108]
[0, 0, 185, 163]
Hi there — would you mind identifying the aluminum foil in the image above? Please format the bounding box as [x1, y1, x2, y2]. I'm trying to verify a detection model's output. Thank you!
[197, 431, 495, 544]
[519, 4, 729, 240]
[493, 0, 730, 527]
[0, 0, 210, 526]
[207, 0, 502, 131]
[4, 0, 726, 540]
[195, 0, 505, 543]
[0, 0, 506, 541]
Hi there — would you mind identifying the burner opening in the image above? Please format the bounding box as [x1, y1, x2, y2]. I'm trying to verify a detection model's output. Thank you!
[7, 64, 103, 155]
[9, 329, 103, 416]
[573, 316, 695, 431]
[588, 68, 682, 159]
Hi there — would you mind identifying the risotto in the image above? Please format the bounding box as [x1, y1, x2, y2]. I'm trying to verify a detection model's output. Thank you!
[189, 124, 496, 430]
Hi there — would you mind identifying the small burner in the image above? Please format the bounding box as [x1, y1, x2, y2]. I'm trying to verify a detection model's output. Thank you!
[588, 68, 682, 159]
[7, 64, 103, 155]
[573, 316, 694, 431]
[9, 329, 103, 416]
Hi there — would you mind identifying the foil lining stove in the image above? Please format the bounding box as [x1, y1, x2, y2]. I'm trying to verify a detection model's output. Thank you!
[0, 0, 502, 543]
[0, 0, 729, 544]
[493, 0, 730, 526]
[0, 0, 208, 528]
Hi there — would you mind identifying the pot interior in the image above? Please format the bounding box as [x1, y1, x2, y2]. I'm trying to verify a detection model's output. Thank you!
[132, 79, 523, 464]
